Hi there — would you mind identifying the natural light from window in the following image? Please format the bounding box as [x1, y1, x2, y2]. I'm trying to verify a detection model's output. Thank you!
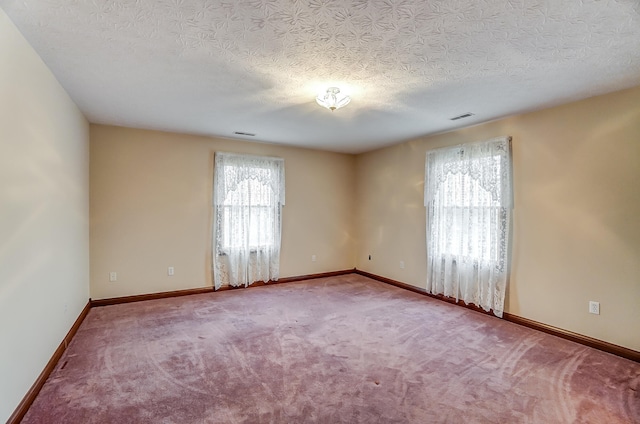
[220, 171, 277, 250]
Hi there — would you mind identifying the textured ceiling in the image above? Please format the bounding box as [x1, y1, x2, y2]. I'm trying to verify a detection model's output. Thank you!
[2, 0, 640, 153]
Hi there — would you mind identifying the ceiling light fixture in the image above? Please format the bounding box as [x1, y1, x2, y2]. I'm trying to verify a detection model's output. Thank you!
[316, 87, 351, 111]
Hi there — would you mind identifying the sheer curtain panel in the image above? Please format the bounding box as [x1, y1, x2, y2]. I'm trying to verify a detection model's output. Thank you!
[213, 152, 285, 290]
[424, 136, 512, 317]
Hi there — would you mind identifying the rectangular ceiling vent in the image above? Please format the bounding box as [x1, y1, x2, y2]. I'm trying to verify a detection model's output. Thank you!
[450, 113, 475, 121]
[234, 131, 256, 136]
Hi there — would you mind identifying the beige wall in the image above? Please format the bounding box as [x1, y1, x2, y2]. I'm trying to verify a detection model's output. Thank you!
[0, 9, 90, 422]
[91, 87, 640, 350]
[355, 85, 640, 351]
[3, 4, 637, 419]
[90, 125, 356, 299]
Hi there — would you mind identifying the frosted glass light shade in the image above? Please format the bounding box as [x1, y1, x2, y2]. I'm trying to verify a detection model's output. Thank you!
[316, 87, 351, 111]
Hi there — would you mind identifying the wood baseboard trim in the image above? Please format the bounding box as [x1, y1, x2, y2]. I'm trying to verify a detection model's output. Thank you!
[91, 269, 356, 306]
[91, 287, 215, 307]
[502, 313, 640, 362]
[355, 269, 497, 316]
[7, 301, 91, 424]
[277, 268, 356, 284]
[217, 268, 356, 290]
[355, 269, 640, 363]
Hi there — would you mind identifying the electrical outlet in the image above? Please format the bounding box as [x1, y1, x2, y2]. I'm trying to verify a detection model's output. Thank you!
[400, 260, 405, 269]
[168, 266, 174, 276]
[589, 301, 600, 315]
[311, 255, 316, 262]
[109, 272, 117, 282]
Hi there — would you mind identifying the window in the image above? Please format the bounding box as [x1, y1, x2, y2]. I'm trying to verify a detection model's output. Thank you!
[424, 137, 512, 316]
[433, 154, 504, 263]
[213, 153, 285, 289]
[218, 165, 279, 251]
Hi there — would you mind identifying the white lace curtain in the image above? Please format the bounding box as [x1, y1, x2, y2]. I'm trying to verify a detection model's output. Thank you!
[424, 136, 512, 317]
[212, 152, 285, 290]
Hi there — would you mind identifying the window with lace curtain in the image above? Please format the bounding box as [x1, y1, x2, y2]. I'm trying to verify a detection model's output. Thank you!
[424, 136, 512, 317]
[218, 174, 278, 251]
[213, 152, 285, 290]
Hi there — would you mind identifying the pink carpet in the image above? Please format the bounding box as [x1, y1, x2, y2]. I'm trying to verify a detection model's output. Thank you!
[22, 274, 640, 423]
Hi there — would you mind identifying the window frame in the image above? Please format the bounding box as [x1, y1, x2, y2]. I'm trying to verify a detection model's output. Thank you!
[213, 153, 285, 255]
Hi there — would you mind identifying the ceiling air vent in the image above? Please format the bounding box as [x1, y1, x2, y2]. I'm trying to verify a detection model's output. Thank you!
[234, 131, 256, 136]
[450, 113, 474, 121]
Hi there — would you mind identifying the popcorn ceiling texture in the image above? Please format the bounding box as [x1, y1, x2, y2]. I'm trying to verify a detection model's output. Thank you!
[2, 0, 640, 152]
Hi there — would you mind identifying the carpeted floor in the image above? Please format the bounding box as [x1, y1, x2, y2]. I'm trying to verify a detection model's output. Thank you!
[22, 274, 640, 423]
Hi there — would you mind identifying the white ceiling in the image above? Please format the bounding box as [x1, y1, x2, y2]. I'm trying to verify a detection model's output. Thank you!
[2, 0, 640, 153]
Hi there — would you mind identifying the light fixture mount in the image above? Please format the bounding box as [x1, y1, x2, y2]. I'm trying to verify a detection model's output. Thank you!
[316, 87, 351, 111]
